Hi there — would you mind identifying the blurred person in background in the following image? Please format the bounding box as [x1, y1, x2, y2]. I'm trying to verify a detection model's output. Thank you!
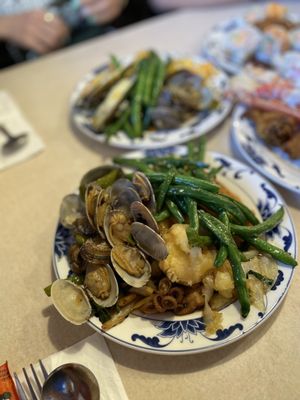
[0, 0, 154, 68]
[148, 0, 250, 11]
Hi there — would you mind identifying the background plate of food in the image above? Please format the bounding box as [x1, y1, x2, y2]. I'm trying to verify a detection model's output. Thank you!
[202, 2, 300, 75]
[70, 51, 232, 149]
[232, 105, 300, 195]
[230, 62, 300, 195]
[50, 144, 297, 355]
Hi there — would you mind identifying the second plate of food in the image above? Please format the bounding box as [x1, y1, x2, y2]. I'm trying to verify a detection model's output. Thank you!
[70, 51, 232, 149]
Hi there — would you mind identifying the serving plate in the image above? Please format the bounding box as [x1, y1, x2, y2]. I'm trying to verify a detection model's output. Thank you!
[70, 55, 232, 150]
[53, 147, 297, 355]
[232, 105, 300, 195]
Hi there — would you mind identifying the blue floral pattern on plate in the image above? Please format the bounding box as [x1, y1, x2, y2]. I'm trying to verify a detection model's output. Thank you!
[52, 149, 297, 355]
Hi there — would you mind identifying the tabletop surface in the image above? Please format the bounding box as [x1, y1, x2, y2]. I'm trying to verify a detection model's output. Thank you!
[1, 3, 300, 400]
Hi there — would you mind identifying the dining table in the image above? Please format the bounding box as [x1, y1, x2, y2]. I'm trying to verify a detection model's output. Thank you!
[1, 2, 300, 399]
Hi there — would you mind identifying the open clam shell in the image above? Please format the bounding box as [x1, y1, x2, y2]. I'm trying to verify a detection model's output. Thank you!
[85, 263, 119, 307]
[51, 279, 92, 325]
[131, 222, 168, 261]
[111, 244, 151, 288]
[130, 201, 159, 233]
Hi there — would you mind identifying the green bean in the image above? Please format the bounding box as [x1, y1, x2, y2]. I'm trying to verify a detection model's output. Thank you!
[198, 210, 233, 245]
[131, 60, 147, 137]
[123, 119, 135, 139]
[247, 270, 274, 287]
[227, 243, 250, 318]
[214, 211, 229, 268]
[214, 246, 228, 268]
[171, 196, 188, 215]
[168, 186, 247, 224]
[186, 227, 213, 247]
[44, 284, 51, 297]
[154, 209, 170, 222]
[207, 166, 223, 180]
[196, 137, 206, 162]
[143, 54, 158, 105]
[140, 157, 208, 169]
[230, 207, 284, 237]
[191, 168, 211, 181]
[104, 107, 131, 139]
[221, 194, 260, 225]
[166, 199, 185, 223]
[157, 170, 175, 211]
[198, 211, 250, 316]
[96, 169, 120, 188]
[113, 157, 152, 173]
[146, 172, 219, 193]
[150, 57, 166, 106]
[244, 237, 297, 267]
[185, 197, 199, 231]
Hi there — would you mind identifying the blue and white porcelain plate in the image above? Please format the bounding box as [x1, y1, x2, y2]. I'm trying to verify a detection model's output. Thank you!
[69, 55, 232, 150]
[232, 105, 300, 195]
[53, 148, 297, 355]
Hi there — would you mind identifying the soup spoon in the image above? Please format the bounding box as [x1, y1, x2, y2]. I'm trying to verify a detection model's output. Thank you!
[41, 363, 100, 400]
[0, 124, 28, 154]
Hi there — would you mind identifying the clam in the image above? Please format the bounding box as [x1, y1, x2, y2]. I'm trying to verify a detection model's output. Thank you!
[131, 222, 168, 261]
[94, 188, 111, 237]
[51, 279, 92, 325]
[80, 237, 111, 264]
[110, 178, 142, 211]
[59, 194, 84, 229]
[104, 206, 132, 247]
[111, 244, 151, 287]
[85, 183, 103, 229]
[84, 263, 119, 307]
[132, 172, 156, 213]
[130, 201, 159, 233]
[68, 243, 85, 274]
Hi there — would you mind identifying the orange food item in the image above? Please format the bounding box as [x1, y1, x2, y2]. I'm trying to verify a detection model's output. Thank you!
[0, 362, 19, 400]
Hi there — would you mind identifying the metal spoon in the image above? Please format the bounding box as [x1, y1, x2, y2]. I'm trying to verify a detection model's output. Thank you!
[41, 363, 100, 400]
[0, 124, 28, 154]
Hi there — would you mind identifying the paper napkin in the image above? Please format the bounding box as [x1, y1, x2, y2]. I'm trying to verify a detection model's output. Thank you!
[16, 333, 129, 400]
[0, 91, 44, 171]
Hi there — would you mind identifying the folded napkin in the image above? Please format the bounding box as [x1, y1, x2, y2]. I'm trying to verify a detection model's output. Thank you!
[0, 91, 44, 171]
[16, 333, 129, 400]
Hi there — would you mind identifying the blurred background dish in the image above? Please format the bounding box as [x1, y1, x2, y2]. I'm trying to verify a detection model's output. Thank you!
[70, 51, 232, 149]
[202, 2, 300, 75]
[232, 105, 300, 195]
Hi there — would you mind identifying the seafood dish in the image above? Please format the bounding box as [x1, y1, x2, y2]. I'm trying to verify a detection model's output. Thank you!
[48, 142, 297, 338]
[70, 51, 232, 149]
[202, 2, 300, 75]
[229, 64, 300, 162]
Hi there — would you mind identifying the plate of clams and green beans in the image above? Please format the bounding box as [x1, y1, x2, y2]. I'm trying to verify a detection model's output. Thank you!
[48, 140, 297, 354]
[70, 50, 232, 150]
